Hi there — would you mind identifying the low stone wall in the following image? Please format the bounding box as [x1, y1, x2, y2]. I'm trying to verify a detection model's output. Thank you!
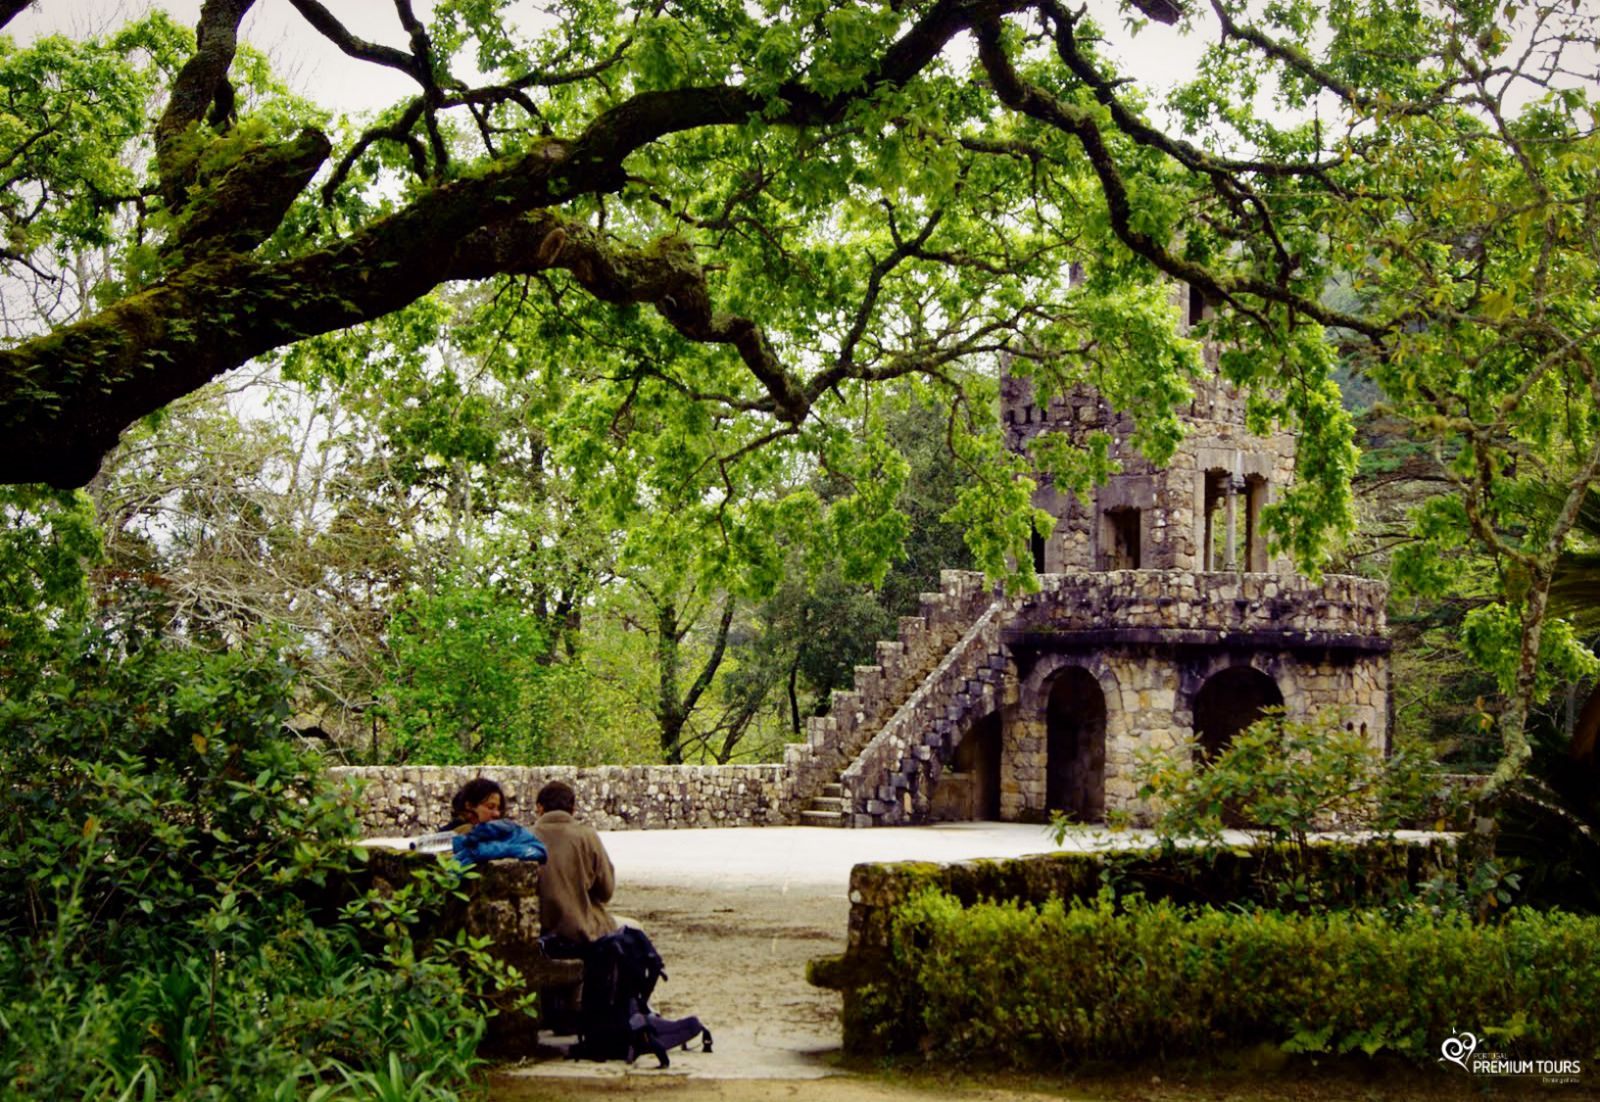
[332, 763, 791, 835]
[827, 836, 1456, 965]
[351, 848, 582, 1056]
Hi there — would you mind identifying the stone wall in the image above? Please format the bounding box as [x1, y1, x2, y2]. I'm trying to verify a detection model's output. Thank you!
[330, 571, 1003, 837]
[1006, 569, 1389, 640]
[351, 849, 582, 1055]
[332, 763, 790, 835]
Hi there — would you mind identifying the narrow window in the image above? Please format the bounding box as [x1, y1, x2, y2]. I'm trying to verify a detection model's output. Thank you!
[1244, 475, 1270, 572]
[1202, 470, 1229, 570]
[1103, 507, 1141, 570]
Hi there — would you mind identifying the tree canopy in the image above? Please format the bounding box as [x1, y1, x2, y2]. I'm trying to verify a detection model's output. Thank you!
[4, 0, 1600, 780]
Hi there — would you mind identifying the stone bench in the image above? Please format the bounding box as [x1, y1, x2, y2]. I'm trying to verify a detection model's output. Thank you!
[358, 846, 583, 1055]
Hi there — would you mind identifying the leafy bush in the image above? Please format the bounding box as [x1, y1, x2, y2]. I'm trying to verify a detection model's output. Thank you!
[865, 888, 1600, 1067]
[1118, 707, 1439, 845]
[1078, 707, 1463, 911]
[0, 627, 496, 1100]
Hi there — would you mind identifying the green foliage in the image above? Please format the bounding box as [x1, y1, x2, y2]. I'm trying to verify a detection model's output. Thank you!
[379, 567, 558, 764]
[1093, 708, 1447, 909]
[1462, 601, 1599, 705]
[870, 888, 1600, 1066]
[0, 626, 494, 1100]
[0, 15, 189, 262]
[0, 486, 100, 662]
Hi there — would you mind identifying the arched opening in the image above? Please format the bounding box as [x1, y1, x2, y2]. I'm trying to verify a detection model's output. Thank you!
[1046, 667, 1107, 823]
[1192, 666, 1283, 762]
[932, 712, 1002, 821]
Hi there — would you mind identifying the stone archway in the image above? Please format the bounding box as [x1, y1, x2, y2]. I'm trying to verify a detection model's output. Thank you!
[931, 711, 1003, 821]
[1045, 666, 1107, 822]
[1192, 665, 1283, 762]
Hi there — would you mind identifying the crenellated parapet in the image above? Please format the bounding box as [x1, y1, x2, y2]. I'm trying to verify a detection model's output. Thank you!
[1005, 570, 1388, 644]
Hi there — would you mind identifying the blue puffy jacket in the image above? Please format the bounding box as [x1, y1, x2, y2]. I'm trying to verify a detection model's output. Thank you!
[451, 819, 548, 866]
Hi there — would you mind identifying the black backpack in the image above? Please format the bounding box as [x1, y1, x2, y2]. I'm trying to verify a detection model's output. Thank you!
[544, 926, 712, 1068]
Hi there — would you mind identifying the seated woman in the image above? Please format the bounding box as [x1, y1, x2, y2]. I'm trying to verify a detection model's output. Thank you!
[440, 778, 544, 866]
[441, 777, 505, 831]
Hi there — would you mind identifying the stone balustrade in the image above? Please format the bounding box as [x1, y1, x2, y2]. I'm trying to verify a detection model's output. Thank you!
[783, 570, 998, 802]
[839, 601, 1008, 827]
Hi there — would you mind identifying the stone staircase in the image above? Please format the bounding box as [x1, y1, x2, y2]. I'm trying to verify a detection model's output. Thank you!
[783, 571, 997, 824]
[837, 599, 1010, 826]
[797, 781, 848, 827]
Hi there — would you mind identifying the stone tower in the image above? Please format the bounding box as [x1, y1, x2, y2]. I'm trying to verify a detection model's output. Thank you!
[966, 308, 1390, 824]
[1003, 372, 1295, 577]
[784, 289, 1393, 829]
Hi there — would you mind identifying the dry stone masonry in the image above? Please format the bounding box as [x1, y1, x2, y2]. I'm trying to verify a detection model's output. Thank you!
[335, 764, 789, 834]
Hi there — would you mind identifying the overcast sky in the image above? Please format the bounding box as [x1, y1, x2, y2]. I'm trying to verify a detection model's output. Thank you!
[10, 0, 1211, 120]
[11, 1, 425, 115]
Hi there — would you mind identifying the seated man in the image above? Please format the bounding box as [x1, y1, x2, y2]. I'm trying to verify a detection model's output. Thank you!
[531, 780, 619, 942]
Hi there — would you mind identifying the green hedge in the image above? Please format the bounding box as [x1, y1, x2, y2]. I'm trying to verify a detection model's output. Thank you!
[855, 889, 1600, 1066]
[836, 837, 1459, 964]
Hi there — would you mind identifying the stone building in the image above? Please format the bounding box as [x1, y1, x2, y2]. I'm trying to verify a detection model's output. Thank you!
[785, 314, 1392, 828]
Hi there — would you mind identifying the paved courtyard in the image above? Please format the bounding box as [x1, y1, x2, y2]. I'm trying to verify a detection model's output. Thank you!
[496, 822, 1143, 1087]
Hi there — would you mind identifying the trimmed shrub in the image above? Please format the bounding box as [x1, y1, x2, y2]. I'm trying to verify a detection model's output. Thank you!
[862, 888, 1600, 1066]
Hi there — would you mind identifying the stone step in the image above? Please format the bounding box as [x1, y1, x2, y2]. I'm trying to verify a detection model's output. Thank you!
[806, 796, 846, 814]
[820, 783, 844, 799]
[799, 809, 847, 827]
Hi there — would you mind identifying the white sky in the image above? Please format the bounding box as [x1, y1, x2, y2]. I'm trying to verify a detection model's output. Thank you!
[11, 1, 424, 115]
[9, 0, 1211, 120]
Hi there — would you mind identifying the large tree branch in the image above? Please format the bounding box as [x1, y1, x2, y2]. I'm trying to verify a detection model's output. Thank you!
[973, 18, 1385, 343]
[0, 88, 778, 485]
[155, 0, 255, 210]
[0, 1, 32, 32]
[453, 213, 807, 421]
[3, 0, 1036, 488]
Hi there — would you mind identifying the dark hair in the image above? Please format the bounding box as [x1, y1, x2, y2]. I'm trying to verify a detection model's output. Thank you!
[535, 780, 576, 814]
[451, 777, 505, 819]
